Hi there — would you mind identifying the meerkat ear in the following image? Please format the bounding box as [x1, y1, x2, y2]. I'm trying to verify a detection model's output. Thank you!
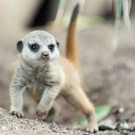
[56, 41, 59, 48]
[17, 40, 23, 52]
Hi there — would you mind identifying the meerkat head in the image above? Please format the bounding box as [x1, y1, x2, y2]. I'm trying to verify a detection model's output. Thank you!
[17, 30, 60, 62]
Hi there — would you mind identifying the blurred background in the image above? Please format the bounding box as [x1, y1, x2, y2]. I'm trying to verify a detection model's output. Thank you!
[0, 0, 135, 126]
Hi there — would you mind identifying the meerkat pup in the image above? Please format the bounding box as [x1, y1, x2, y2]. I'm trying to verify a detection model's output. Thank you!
[9, 4, 98, 133]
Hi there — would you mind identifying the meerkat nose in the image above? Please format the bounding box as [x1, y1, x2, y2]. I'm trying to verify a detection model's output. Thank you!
[42, 52, 49, 58]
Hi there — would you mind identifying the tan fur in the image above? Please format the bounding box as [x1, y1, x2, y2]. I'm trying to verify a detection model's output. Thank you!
[9, 4, 98, 133]
[66, 4, 79, 69]
[66, 22, 79, 69]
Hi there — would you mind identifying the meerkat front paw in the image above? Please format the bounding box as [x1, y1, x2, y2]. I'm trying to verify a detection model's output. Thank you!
[36, 105, 49, 118]
[10, 110, 23, 118]
[36, 109, 48, 118]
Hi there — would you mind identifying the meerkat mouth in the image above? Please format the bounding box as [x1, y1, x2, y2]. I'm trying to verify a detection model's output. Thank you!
[41, 52, 49, 61]
[39, 56, 49, 61]
[42, 57, 49, 61]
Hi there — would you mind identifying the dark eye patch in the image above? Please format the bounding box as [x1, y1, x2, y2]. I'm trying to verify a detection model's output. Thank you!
[48, 44, 55, 52]
[29, 43, 40, 52]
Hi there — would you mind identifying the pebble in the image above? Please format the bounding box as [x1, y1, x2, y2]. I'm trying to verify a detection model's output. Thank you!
[15, 126, 18, 130]
[2, 126, 6, 131]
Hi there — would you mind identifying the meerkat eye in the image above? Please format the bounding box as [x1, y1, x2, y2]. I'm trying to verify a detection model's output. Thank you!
[48, 44, 55, 52]
[29, 44, 40, 52]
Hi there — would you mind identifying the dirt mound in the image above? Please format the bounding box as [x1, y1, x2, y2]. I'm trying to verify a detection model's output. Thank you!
[0, 108, 89, 135]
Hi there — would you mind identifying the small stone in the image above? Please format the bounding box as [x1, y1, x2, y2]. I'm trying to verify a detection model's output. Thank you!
[118, 122, 130, 130]
[15, 126, 18, 130]
[99, 119, 116, 130]
[2, 126, 6, 131]
[20, 119, 23, 123]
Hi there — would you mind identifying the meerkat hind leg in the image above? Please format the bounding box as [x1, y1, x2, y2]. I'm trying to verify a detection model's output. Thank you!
[62, 87, 98, 133]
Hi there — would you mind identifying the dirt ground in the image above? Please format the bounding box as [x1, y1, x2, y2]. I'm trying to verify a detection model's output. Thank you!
[0, 21, 135, 134]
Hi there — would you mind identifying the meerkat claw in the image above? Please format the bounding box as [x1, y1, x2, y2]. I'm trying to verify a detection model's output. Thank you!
[85, 126, 98, 133]
[36, 110, 48, 118]
[10, 110, 23, 118]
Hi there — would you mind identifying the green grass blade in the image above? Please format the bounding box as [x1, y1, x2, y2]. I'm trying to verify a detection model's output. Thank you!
[112, 0, 122, 51]
[115, 0, 122, 35]
[73, 104, 115, 127]
[95, 104, 114, 121]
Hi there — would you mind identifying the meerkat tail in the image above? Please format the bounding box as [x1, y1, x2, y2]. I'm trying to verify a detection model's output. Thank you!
[66, 3, 79, 69]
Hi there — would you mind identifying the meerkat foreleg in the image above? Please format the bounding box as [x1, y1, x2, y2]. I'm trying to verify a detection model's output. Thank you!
[43, 105, 56, 122]
[36, 86, 60, 118]
[10, 85, 25, 118]
[62, 87, 98, 133]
